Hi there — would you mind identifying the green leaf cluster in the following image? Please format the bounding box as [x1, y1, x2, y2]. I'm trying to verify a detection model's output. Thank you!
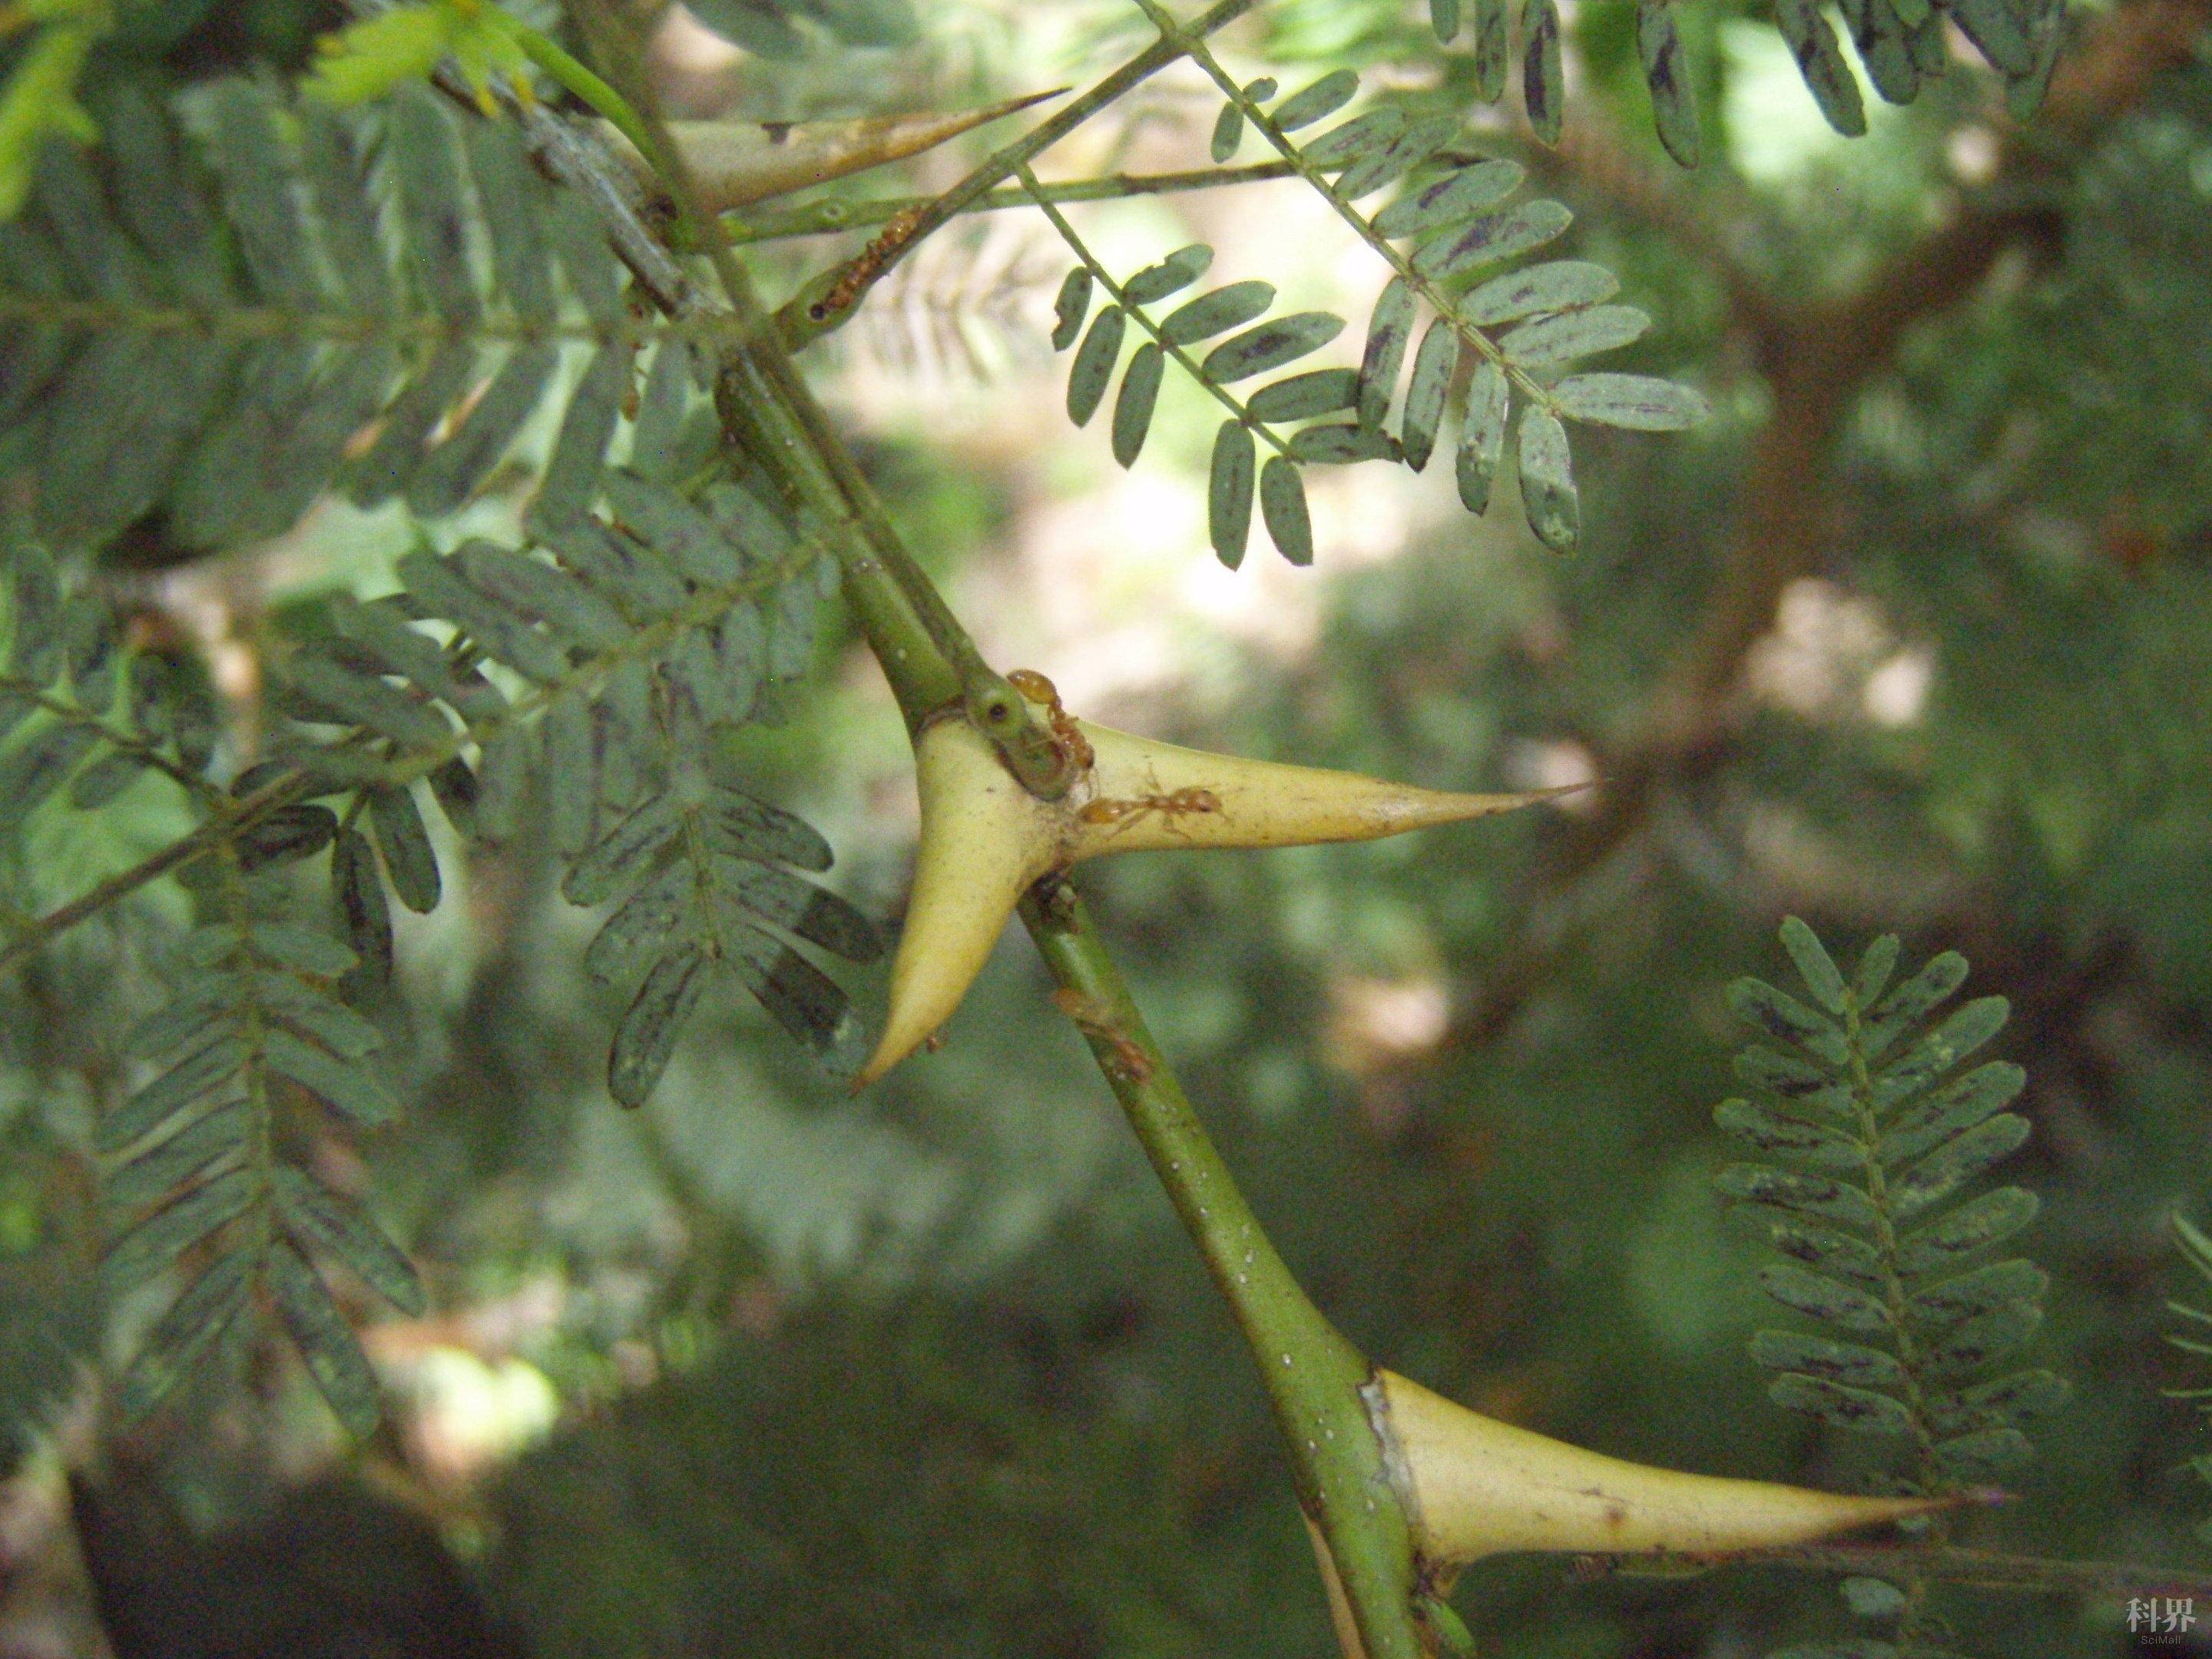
[1044, 65, 1708, 565]
[0, 76, 632, 555]
[1715, 919, 2064, 1487]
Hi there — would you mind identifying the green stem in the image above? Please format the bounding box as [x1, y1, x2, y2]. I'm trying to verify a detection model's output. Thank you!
[1015, 165, 1294, 462]
[1841, 988, 1948, 1650]
[1019, 875, 1422, 1659]
[725, 161, 1299, 244]
[489, 10, 660, 165]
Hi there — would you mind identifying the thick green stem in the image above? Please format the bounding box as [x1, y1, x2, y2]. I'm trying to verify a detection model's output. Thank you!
[1019, 876, 1422, 1659]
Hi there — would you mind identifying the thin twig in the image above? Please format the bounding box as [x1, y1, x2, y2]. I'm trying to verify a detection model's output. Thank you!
[724, 161, 1299, 243]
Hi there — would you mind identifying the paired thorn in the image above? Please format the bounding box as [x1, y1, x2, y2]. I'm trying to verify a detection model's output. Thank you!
[856, 684, 1588, 1087]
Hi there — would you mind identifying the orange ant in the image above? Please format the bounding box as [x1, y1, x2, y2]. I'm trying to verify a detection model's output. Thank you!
[1051, 988, 1153, 1084]
[1006, 668, 1094, 773]
[1077, 786, 1221, 836]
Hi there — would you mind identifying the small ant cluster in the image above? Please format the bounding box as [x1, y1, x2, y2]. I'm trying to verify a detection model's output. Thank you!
[1006, 668, 1094, 772]
[808, 206, 927, 324]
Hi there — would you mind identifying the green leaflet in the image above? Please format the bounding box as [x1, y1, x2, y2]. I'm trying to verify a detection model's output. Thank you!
[101, 1166, 258, 1301]
[532, 339, 635, 530]
[1879, 1061, 2027, 1167]
[610, 944, 710, 1108]
[1337, 117, 1460, 202]
[1551, 373, 1710, 431]
[1431, 0, 1462, 42]
[1068, 306, 1127, 427]
[1774, 0, 1869, 136]
[267, 1242, 382, 1438]
[1458, 260, 1620, 326]
[1889, 1116, 2034, 1222]
[1050, 267, 1094, 350]
[1729, 975, 1851, 1065]
[1373, 161, 1525, 242]
[1767, 1374, 1916, 1436]
[1933, 1426, 2035, 1479]
[1715, 1164, 1883, 1229]
[1869, 997, 2012, 1111]
[1780, 916, 1849, 1012]
[1520, 0, 1565, 145]
[250, 969, 382, 1060]
[1210, 101, 1246, 164]
[1472, 0, 1511, 102]
[1287, 422, 1399, 465]
[565, 794, 683, 907]
[1209, 420, 1257, 569]
[1259, 456, 1313, 566]
[1515, 405, 1578, 551]
[601, 472, 748, 588]
[1713, 1098, 1859, 1170]
[1759, 1262, 1891, 1332]
[1160, 280, 1277, 346]
[104, 1038, 247, 1153]
[286, 650, 452, 753]
[1500, 304, 1652, 366]
[1946, 0, 2035, 75]
[585, 864, 691, 987]
[1200, 312, 1346, 384]
[1904, 1258, 2049, 1329]
[264, 1026, 398, 1130]
[1637, 0, 1701, 166]
[1271, 68, 1359, 132]
[1893, 1186, 2039, 1277]
[1399, 319, 1459, 474]
[1300, 109, 1408, 172]
[1456, 359, 1509, 515]
[1922, 1303, 2043, 1376]
[115, 1249, 252, 1422]
[1748, 1330, 1907, 1390]
[1839, 0, 1923, 106]
[1124, 243, 1214, 305]
[367, 784, 442, 915]
[1355, 279, 1416, 428]
[628, 341, 704, 485]
[714, 857, 882, 963]
[1412, 199, 1573, 280]
[1927, 1369, 2068, 1435]
[332, 827, 393, 982]
[1860, 950, 1971, 1063]
[1251, 369, 1363, 425]
[273, 1166, 425, 1316]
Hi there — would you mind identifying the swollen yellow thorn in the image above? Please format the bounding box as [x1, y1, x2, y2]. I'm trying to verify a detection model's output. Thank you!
[1368, 1370, 1958, 1566]
[853, 708, 1581, 1087]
